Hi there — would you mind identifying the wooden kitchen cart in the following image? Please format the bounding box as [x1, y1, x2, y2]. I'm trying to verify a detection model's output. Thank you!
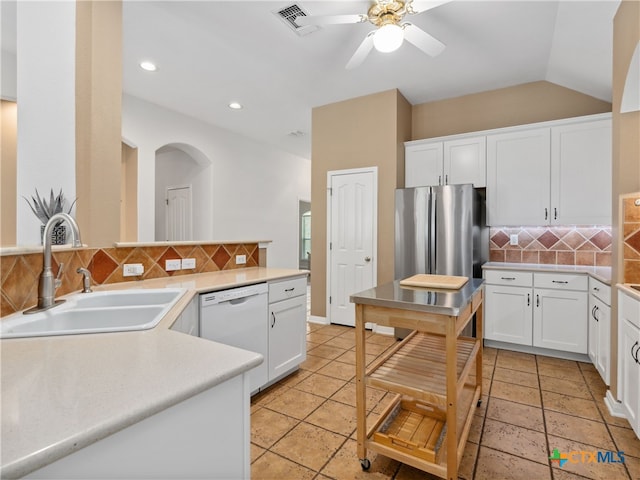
[350, 280, 484, 480]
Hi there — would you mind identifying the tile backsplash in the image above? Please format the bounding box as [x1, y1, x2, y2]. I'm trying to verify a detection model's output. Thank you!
[1, 242, 260, 317]
[623, 196, 640, 283]
[489, 226, 612, 266]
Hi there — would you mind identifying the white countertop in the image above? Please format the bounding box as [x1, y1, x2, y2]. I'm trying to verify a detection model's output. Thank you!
[619, 283, 640, 301]
[0, 267, 308, 479]
[482, 262, 612, 285]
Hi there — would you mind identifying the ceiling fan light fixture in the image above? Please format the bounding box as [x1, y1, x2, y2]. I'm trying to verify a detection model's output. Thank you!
[373, 23, 404, 52]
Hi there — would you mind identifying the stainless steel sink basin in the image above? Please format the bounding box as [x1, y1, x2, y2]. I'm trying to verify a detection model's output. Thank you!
[0, 288, 186, 339]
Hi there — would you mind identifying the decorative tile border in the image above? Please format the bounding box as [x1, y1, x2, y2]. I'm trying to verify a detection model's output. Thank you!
[489, 226, 612, 267]
[623, 197, 640, 284]
[1, 243, 260, 317]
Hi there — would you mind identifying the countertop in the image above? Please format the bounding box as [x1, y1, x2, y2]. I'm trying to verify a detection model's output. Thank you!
[350, 278, 484, 316]
[619, 283, 640, 301]
[0, 267, 308, 479]
[482, 262, 612, 285]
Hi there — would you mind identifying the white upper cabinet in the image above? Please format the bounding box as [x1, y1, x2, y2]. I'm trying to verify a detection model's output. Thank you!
[551, 119, 612, 225]
[486, 128, 551, 226]
[405, 136, 486, 188]
[486, 115, 612, 226]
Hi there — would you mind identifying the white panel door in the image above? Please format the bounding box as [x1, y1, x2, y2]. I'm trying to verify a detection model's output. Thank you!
[328, 169, 376, 327]
[551, 119, 612, 225]
[166, 186, 192, 241]
[486, 128, 551, 226]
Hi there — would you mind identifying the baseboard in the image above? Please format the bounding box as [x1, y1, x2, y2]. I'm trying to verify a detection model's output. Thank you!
[372, 325, 394, 336]
[307, 315, 329, 325]
[483, 340, 590, 363]
[604, 390, 626, 418]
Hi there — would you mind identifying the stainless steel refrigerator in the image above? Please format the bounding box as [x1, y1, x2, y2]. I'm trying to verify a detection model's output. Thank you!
[394, 184, 488, 337]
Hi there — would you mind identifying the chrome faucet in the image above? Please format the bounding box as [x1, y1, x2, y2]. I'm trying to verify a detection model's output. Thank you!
[77, 267, 93, 293]
[24, 213, 82, 314]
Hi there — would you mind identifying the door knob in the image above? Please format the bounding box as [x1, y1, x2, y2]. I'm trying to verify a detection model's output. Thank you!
[364, 256, 371, 262]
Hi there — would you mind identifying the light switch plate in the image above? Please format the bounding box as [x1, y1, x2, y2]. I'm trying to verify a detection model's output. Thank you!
[510, 234, 519, 246]
[235, 255, 246, 265]
[123, 263, 144, 276]
[182, 258, 196, 269]
[165, 259, 181, 271]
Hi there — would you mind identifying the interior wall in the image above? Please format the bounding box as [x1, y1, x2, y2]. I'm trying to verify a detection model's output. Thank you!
[122, 94, 310, 269]
[120, 143, 137, 242]
[1, 100, 17, 245]
[610, 0, 640, 400]
[411, 80, 612, 141]
[310, 89, 411, 319]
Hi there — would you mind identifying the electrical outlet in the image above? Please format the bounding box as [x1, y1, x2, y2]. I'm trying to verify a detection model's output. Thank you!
[510, 234, 519, 246]
[123, 263, 144, 277]
[182, 258, 196, 269]
[235, 254, 246, 265]
[165, 259, 181, 271]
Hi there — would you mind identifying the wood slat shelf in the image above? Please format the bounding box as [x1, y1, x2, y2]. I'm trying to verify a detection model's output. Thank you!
[366, 331, 479, 406]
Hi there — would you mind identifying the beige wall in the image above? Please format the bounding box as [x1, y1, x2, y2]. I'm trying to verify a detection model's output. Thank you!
[610, 0, 640, 399]
[75, 0, 122, 247]
[310, 90, 411, 317]
[120, 143, 138, 242]
[1, 100, 17, 245]
[412, 80, 611, 140]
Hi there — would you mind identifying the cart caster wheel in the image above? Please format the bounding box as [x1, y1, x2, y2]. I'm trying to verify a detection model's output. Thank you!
[360, 459, 371, 471]
[477, 399, 482, 407]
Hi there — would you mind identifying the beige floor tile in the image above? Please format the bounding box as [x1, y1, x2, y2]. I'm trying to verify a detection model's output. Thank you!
[308, 343, 348, 360]
[250, 450, 316, 480]
[271, 367, 312, 389]
[545, 410, 615, 450]
[317, 360, 356, 381]
[251, 408, 300, 448]
[490, 379, 542, 407]
[265, 388, 326, 420]
[307, 322, 325, 332]
[485, 397, 545, 432]
[459, 440, 479, 480]
[495, 350, 538, 373]
[539, 374, 592, 400]
[317, 324, 353, 337]
[327, 335, 357, 350]
[468, 413, 484, 444]
[394, 464, 440, 479]
[306, 399, 358, 437]
[480, 418, 549, 464]
[578, 361, 599, 374]
[537, 362, 583, 381]
[594, 396, 635, 429]
[271, 422, 346, 472]
[542, 390, 602, 421]
[334, 349, 377, 366]
[367, 334, 398, 347]
[320, 438, 400, 480]
[624, 453, 640, 479]
[331, 381, 388, 410]
[547, 435, 630, 480]
[294, 373, 347, 398]
[493, 366, 539, 388]
[474, 446, 552, 480]
[536, 355, 581, 369]
[609, 424, 640, 458]
[364, 341, 393, 356]
[299, 354, 332, 372]
[250, 442, 266, 463]
[307, 332, 335, 344]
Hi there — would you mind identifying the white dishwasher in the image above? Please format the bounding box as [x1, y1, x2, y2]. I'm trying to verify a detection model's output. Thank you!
[200, 283, 268, 394]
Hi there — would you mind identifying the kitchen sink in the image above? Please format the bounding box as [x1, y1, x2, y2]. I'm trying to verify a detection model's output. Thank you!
[0, 288, 186, 339]
[631, 285, 640, 292]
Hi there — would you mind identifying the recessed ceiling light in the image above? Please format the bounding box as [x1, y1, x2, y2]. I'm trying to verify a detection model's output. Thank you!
[228, 102, 243, 110]
[139, 61, 157, 72]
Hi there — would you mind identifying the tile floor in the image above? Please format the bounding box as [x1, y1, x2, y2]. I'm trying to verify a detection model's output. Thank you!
[250, 322, 640, 480]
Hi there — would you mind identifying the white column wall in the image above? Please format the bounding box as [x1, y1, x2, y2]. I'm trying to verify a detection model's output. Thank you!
[16, 1, 76, 245]
[122, 94, 311, 269]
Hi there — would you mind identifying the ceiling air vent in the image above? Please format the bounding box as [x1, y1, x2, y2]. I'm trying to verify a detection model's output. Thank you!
[274, 4, 319, 37]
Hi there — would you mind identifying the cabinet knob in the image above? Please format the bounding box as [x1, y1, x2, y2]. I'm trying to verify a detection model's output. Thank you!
[501, 277, 516, 281]
[364, 256, 371, 262]
[527, 293, 530, 306]
[536, 295, 540, 307]
[544, 208, 548, 220]
[632, 341, 640, 364]
[554, 207, 558, 220]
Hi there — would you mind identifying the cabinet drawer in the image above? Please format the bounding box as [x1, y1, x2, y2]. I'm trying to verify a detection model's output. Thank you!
[484, 270, 533, 287]
[534, 273, 587, 291]
[620, 290, 640, 329]
[269, 276, 307, 303]
[589, 277, 611, 305]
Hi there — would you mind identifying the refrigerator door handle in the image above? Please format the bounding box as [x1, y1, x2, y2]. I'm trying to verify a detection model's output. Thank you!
[429, 189, 437, 273]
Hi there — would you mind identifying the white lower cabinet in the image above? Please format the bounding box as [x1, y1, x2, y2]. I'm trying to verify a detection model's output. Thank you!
[588, 278, 611, 385]
[170, 295, 199, 336]
[484, 269, 588, 355]
[618, 289, 640, 438]
[268, 276, 307, 383]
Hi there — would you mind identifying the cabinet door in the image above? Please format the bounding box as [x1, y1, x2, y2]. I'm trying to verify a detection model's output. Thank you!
[619, 318, 640, 436]
[588, 295, 598, 364]
[269, 295, 307, 380]
[533, 289, 588, 354]
[444, 136, 486, 187]
[486, 128, 551, 226]
[594, 300, 611, 385]
[551, 119, 611, 225]
[405, 142, 443, 187]
[485, 285, 533, 345]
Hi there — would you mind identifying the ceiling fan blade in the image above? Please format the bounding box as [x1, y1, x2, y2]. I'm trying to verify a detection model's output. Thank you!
[406, 0, 451, 15]
[295, 14, 366, 26]
[402, 23, 445, 57]
[346, 32, 375, 70]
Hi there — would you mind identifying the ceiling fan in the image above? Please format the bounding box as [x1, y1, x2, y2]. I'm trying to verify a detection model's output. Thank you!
[296, 0, 449, 69]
